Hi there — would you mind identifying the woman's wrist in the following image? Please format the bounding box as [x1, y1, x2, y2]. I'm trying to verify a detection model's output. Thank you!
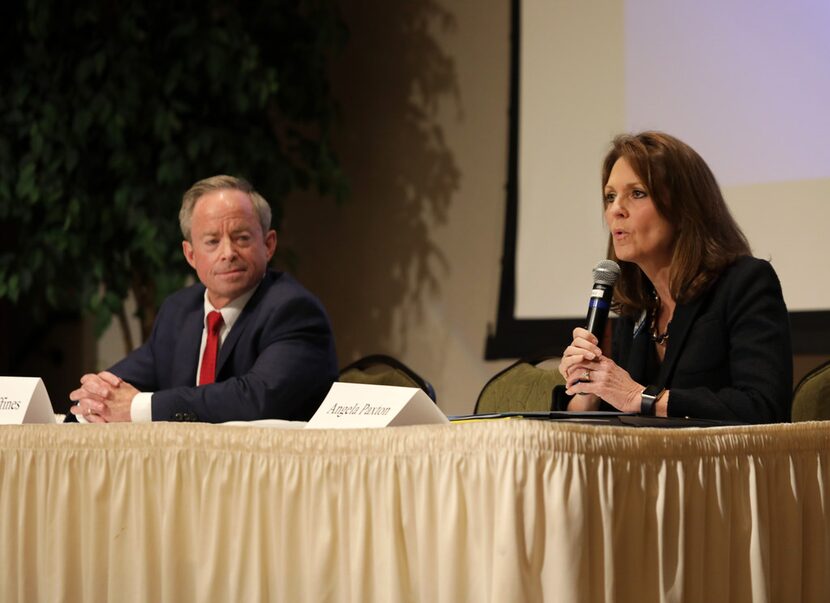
[639, 386, 669, 416]
[655, 389, 669, 417]
[566, 393, 600, 411]
[625, 384, 645, 413]
[639, 385, 662, 415]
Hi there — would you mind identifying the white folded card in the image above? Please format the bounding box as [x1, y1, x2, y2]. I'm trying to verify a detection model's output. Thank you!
[307, 382, 449, 429]
[0, 377, 57, 424]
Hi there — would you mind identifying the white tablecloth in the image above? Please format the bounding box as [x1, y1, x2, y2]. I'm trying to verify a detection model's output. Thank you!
[1, 420, 828, 602]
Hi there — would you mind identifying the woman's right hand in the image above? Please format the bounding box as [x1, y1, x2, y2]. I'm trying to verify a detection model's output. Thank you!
[559, 327, 603, 378]
[559, 327, 646, 412]
[558, 327, 603, 410]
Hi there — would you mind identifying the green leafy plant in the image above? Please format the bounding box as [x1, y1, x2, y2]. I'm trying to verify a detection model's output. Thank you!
[0, 0, 347, 353]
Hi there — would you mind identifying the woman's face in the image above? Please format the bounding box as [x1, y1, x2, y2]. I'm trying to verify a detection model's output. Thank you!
[604, 157, 675, 273]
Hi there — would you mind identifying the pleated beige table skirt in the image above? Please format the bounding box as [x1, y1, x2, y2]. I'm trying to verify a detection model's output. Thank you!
[1, 420, 828, 602]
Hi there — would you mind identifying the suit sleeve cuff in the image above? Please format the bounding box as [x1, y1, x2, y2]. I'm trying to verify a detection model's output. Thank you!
[130, 392, 154, 423]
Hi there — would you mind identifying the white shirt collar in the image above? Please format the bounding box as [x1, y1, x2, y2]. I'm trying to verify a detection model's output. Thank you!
[202, 284, 259, 332]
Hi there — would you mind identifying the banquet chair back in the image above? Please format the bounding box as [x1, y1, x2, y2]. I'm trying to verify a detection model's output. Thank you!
[339, 354, 437, 402]
[792, 359, 830, 421]
[475, 356, 566, 414]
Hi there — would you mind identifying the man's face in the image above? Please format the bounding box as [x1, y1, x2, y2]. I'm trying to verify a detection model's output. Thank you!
[182, 188, 277, 308]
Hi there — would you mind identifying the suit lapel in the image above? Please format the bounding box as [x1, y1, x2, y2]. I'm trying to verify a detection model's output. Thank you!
[177, 306, 205, 386]
[215, 275, 271, 375]
[627, 320, 651, 383]
[216, 306, 251, 374]
[658, 294, 707, 386]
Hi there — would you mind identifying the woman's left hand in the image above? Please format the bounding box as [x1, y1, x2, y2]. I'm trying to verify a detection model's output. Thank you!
[565, 355, 644, 413]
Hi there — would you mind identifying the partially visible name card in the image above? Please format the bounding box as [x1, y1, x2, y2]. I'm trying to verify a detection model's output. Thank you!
[0, 377, 57, 424]
[307, 382, 449, 429]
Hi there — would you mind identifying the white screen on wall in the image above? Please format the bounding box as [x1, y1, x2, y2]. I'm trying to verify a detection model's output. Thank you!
[515, 0, 830, 319]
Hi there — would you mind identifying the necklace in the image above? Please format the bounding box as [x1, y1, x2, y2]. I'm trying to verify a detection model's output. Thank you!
[650, 293, 671, 346]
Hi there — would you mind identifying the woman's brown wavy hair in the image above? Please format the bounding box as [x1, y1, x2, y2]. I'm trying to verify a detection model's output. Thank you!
[602, 132, 751, 318]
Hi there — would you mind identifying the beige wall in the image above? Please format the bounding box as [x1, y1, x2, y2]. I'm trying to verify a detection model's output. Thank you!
[279, 0, 515, 416]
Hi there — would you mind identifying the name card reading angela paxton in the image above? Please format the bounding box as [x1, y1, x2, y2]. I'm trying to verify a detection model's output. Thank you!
[307, 382, 449, 428]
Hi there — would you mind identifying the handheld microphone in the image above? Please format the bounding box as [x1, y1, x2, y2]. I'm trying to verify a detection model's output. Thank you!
[585, 260, 620, 339]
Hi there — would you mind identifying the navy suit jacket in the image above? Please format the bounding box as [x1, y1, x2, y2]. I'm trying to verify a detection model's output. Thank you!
[612, 256, 792, 423]
[109, 269, 338, 422]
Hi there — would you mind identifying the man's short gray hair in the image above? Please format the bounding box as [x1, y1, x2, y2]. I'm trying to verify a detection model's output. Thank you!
[179, 175, 272, 241]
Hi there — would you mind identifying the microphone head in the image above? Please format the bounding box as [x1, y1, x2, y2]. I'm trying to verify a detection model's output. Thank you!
[592, 260, 621, 287]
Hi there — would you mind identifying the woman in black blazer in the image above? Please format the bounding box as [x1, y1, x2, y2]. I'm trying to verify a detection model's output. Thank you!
[558, 132, 792, 423]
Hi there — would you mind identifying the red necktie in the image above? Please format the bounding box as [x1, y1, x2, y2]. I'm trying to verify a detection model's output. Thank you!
[198, 311, 224, 386]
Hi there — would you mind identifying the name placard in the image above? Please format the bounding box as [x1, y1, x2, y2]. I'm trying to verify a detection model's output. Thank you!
[307, 382, 449, 429]
[0, 377, 56, 424]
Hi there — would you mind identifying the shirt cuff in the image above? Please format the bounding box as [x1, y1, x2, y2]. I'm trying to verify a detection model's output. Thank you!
[130, 392, 154, 423]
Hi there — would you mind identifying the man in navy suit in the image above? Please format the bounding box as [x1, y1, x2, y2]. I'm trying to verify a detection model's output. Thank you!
[69, 175, 337, 423]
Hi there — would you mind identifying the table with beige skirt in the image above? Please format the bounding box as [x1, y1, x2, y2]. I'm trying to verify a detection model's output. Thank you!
[1, 420, 828, 602]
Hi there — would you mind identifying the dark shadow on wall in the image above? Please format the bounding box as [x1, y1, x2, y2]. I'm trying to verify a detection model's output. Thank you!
[0, 300, 97, 414]
[283, 1, 461, 364]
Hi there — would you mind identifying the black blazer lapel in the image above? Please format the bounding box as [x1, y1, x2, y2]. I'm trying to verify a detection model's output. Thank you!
[627, 322, 651, 383]
[658, 295, 707, 387]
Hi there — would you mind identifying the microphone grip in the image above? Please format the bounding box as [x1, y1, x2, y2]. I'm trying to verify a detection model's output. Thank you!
[585, 282, 613, 339]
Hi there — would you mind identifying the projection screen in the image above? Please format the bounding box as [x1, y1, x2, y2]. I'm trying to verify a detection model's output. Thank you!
[486, 0, 830, 358]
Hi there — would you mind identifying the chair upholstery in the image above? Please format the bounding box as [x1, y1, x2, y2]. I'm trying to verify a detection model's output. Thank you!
[792, 359, 830, 421]
[475, 356, 566, 414]
[339, 354, 437, 402]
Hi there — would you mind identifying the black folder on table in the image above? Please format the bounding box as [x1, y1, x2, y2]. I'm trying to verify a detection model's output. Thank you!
[449, 411, 745, 428]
